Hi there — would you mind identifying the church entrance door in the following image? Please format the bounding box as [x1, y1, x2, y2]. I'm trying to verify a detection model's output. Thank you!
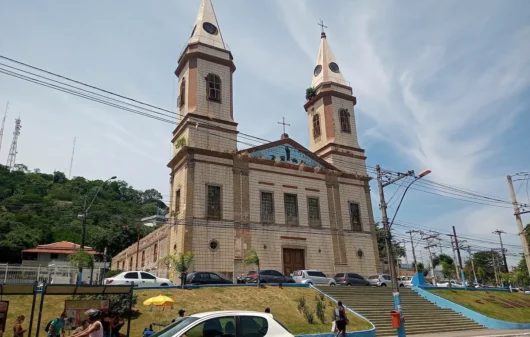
[283, 248, 305, 276]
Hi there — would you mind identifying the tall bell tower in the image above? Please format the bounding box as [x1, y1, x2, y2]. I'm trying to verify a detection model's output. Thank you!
[304, 30, 368, 176]
[173, 0, 238, 154]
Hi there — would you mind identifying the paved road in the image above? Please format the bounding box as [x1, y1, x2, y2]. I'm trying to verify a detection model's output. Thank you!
[408, 330, 530, 337]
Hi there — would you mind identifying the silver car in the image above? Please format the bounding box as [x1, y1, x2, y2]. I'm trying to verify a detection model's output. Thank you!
[292, 270, 336, 286]
[368, 274, 391, 287]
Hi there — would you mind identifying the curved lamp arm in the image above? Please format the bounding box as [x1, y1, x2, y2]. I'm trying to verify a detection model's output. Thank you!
[388, 170, 431, 229]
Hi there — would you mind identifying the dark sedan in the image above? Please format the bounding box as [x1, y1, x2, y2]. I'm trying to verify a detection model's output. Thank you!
[185, 272, 233, 285]
[245, 270, 295, 284]
[334, 272, 371, 286]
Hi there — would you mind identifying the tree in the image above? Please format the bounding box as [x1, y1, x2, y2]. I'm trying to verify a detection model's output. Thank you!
[305, 87, 317, 101]
[375, 223, 406, 265]
[69, 251, 95, 284]
[417, 262, 431, 277]
[466, 250, 503, 283]
[244, 249, 260, 287]
[161, 251, 194, 288]
[432, 254, 454, 270]
[477, 267, 486, 283]
[441, 261, 455, 279]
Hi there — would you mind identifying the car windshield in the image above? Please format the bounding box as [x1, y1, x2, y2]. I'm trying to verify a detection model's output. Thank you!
[150, 317, 199, 337]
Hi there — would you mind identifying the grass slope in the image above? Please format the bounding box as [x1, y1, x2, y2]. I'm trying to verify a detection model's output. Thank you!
[429, 289, 530, 323]
[3, 287, 371, 336]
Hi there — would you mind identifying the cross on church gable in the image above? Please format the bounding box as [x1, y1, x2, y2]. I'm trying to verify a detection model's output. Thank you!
[277, 117, 290, 134]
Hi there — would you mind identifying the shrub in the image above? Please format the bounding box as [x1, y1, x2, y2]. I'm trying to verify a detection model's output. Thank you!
[303, 306, 315, 324]
[316, 298, 326, 323]
[297, 296, 306, 312]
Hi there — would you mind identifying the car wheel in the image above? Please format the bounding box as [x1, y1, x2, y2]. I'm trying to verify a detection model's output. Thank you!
[399, 284, 404, 288]
[160, 283, 168, 286]
[381, 283, 387, 287]
[330, 283, 336, 286]
[347, 283, 352, 286]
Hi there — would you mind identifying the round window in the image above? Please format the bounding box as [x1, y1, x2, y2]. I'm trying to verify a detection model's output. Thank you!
[209, 240, 219, 250]
[329, 62, 340, 73]
[203, 22, 218, 35]
[313, 65, 322, 77]
[357, 249, 364, 258]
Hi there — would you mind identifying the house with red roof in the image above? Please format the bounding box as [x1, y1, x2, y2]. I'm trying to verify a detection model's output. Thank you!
[22, 241, 102, 267]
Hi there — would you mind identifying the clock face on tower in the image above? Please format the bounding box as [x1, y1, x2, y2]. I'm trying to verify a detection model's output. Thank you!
[203, 22, 218, 35]
[329, 62, 340, 73]
[313, 65, 322, 77]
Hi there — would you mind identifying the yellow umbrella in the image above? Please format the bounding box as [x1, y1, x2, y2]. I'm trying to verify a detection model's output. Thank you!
[143, 295, 175, 307]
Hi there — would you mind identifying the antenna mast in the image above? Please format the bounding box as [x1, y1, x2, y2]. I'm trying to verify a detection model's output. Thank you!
[69, 137, 76, 179]
[6, 116, 22, 170]
[0, 102, 8, 156]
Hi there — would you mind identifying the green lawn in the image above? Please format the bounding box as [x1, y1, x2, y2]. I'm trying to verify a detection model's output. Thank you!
[429, 289, 530, 323]
[3, 287, 372, 336]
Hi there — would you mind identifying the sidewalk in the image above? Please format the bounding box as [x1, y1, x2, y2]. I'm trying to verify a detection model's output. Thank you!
[407, 330, 530, 337]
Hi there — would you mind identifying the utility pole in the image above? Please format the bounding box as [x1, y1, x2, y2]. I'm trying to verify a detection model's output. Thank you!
[493, 230, 509, 273]
[507, 175, 530, 276]
[466, 246, 478, 284]
[425, 243, 437, 282]
[69, 137, 76, 179]
[406, 230, 419, 273]
[376, 165, 406, 337]
[452, 226, 466, 285]
[447, 235, 460, 280]
[402, 239, 409, 265]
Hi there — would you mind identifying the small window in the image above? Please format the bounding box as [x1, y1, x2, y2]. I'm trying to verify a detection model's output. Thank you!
[383, 275, 391, 280]
[175, 189, 181, 214]
[153, 243, 158, 262]
[240, 316, 269, 337]
[349, 202, 362, 232]
[179, 78, 186, 107]
[141, 250, 145, 267]
[141, 272, 156, 280]
[124, 272, 138, 279]
[183, 317, 235, 337]
[312, 114, 321, 139]
[339, 109, 351, 133]
[207, 185, 222, 219]
[316, 272, 327, 278]
[209, 240, 219, 251]
[284, 193, 298, 225]
[206, 74, 221, 102]
[307, 197, 321, 227]
[50, 253, 59, 259]
[260, 191, 274, 223]
[209, 273, 221, 280]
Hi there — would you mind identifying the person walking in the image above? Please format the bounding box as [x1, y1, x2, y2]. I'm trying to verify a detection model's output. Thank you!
[333, 301, 348, 337]
[171, 310, 186, 324]
[13, 316, 26, 337]
[70, 309, 103, 337]
[47, 312, 66, 337]
[109, 315, 125, 337]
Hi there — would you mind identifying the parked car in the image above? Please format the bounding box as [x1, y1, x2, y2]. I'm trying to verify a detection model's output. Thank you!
[151, 311, 293, 337]
[292, 270, 336, 286]
[333, 273, 370, 286]
[245, 270, 295, 284]
[186, 272, 233, 285]
[368, 274, 391, 287]
[437, 280, 464, 288]
[103, 271, 172, 287]
[398, 276, 413, 288]
[237, 270, 256, 284]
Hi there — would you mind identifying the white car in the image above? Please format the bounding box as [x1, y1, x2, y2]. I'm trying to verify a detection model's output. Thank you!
[368, 274, 392, 287]
[104, 271, 172, 287]
[152, 311, 293, 337]
[399, 276, 413, 288]
[292, 270, 336, 286]
[436, 280, 464, 288]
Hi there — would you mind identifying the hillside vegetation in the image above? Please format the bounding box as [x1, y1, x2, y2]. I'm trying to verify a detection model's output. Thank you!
[0, 164, 166, 263]
[3, 287, 372, 336]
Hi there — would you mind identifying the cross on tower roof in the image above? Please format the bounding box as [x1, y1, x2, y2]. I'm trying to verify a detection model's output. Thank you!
[277, 117, 290, 135]
[318, 19, 327, 34]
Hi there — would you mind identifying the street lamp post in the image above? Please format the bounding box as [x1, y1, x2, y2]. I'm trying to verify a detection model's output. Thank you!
[78, 176, 116, 284]
[377, 166, 430, 337]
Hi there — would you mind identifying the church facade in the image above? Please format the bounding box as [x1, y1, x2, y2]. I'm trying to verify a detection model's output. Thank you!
[112, 0, 380, 282]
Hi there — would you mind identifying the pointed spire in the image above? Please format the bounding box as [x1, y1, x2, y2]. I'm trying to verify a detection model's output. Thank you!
[188, 0, 226, 50]
[311, 31, 348, 88]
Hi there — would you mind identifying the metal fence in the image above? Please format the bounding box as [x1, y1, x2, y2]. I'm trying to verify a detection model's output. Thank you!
[0, 264, 103, 284]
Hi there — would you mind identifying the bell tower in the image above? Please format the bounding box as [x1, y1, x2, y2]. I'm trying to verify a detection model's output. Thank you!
[173, 0, 237, 154]
[304, 29, 367, 176]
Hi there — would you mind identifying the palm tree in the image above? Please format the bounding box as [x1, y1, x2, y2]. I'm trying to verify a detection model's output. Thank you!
[243, 249, 260, 287]
[69, 251, 95, 284]
[161, 251, 194, 289]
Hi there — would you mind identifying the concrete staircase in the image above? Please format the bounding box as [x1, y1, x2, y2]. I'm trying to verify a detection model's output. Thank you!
[318, 286, 485, 336]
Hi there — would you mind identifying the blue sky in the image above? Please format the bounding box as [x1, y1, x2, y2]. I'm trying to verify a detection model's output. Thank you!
[1, 0, 529, 268]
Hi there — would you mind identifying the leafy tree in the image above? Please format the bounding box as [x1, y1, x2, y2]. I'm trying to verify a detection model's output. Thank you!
[69, 251, 95, 270]
[477, 267, 486, 283]
[244, 249, 261, 287]
[417, 262, 431, 277]
[161, 251, 194, 288]
[441, 261, 455, 279]
[465, 250, 503, 283]
[375, 223, 405, 264]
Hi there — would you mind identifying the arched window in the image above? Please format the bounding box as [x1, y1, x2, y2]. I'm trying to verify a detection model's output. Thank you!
[206, 74, 221, 102]
[179, 78, 186, 107]
[312, 114, 321, 138]
[339, 109, 351, 133]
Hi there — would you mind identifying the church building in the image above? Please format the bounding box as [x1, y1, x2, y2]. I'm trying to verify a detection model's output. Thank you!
[112, 0, 380, 282]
